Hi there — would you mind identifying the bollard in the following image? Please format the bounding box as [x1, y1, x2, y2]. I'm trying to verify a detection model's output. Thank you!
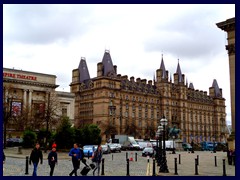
[214, 156, 217, 167]
[112, 154, 113, 161]
[88, 151, 90, 159]
[126, 158, 130, 176]
[195, 158, 199, 175]
[174, 158, 178, 175]
[18, 146, 22, 154]
[25, 156, 29, 175]
[222, 159, 227, 176]
[179, 154, 181, 164]
[135, 152, 137, 162]
[197, 155, 199, 165]
[101, 158, 105, 175]
[126, 152, 128, 160]
[152, 158, 156, 176]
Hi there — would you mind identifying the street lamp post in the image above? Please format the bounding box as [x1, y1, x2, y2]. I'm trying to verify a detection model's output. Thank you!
[172, 135, 176, 154]
[156, 131, 159, 163]
[159, 116, 169, 173]
[213, 137, 216, 153]
[158, 125, 163, 168]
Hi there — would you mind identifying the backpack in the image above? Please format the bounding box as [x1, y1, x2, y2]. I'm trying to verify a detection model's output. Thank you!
[92, 150, 98, 162]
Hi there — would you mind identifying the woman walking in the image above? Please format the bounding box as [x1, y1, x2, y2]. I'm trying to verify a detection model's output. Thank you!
[92, 144, 103, 176]
[48, 147, 58, 176]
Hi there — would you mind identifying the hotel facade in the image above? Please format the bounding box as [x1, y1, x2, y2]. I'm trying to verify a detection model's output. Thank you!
[70, 50, 228, 143]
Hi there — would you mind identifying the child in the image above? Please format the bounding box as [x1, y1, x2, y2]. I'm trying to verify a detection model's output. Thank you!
[48, 147, 58, 176]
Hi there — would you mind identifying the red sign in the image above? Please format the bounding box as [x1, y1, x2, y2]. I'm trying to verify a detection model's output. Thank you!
[3, 72, 37, 81]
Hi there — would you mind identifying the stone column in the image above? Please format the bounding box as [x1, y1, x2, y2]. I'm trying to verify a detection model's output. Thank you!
[23, 89, 27, 109]
[28, 90, 33, 112]
[4, 87, 9, 103]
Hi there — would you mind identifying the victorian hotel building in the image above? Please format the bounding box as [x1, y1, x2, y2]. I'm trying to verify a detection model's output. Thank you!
[71, 50, 228, 143]
[3, 68, 75, 136]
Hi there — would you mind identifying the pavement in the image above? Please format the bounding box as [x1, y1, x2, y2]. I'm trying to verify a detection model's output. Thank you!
[3, 147, 236, 176]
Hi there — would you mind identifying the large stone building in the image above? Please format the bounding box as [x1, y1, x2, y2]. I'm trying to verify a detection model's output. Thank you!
[216, 17, 235, 149]
[71, 50, 228, 143]
[3, 67, 75, 135]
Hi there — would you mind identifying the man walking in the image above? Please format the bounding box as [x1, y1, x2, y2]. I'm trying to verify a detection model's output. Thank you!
[69, 143, 82, 176]
[29, 143, 43, 176]
[48, 147, 58, 176]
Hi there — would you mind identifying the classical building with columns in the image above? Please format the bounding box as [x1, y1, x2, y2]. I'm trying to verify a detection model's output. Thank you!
[216, 17, 235, 149]
[71, 50, 228, 143]
[3, 67, 75, 135]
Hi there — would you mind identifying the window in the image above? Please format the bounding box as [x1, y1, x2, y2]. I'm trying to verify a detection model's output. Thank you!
[62, 107, 67, 116]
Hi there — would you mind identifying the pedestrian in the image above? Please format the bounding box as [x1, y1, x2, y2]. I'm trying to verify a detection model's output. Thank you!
[92, 144, 103, 176]
[29, 143, 43, 176]
[69, 143, 82, 176]
[48, 147, 58, 176]
[3, 151, 5, 164]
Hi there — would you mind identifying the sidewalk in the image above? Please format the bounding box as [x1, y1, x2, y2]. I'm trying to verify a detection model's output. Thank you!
[4, 147, 71, 159]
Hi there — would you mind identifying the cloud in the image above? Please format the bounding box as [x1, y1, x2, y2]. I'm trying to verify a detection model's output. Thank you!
[3, 4, 93, 45]
[143, 5, 227, 61]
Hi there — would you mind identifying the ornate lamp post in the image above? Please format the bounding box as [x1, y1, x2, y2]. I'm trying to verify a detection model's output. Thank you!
[159, 116, 169, 173]
[172, 135, 176, 154]
[158, 125, 163, 168]
[156, 130, 159, 163]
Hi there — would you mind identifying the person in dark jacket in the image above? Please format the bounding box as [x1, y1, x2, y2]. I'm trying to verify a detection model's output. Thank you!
[68, 143, 82, 176]
[92, 144, 103, 176]
[48, 147, 58, 176]
[29, 143, 43, 176]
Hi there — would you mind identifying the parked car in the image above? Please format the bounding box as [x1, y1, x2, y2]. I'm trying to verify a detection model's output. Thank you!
[101, 144, 111, 154]
[83, 145, 97, 157]
[108, 144, 121, 153]
[6, 138, 23, 147]
[111, 143, 121, 152]
[182, 143, 192, 151]
[142, 147, 154, 157]
[138, 141, 152, 150]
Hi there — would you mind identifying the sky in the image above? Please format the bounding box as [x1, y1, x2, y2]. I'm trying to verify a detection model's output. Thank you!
[3, 4, 235, 125]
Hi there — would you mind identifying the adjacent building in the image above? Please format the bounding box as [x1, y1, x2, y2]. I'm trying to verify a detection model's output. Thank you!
[3, 67, 75, 135]
[216, 17, 235, 149]
[70, 50, 228, 143]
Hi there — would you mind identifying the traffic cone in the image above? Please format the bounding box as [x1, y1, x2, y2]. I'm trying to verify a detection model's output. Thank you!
[130, 152, 133, 161]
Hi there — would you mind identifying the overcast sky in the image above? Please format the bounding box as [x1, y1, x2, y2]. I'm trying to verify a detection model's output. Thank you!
[3, 4, 235, 125]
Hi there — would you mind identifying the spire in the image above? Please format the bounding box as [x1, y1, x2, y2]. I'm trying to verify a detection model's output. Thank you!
[189, 82, 194, 89]
[160, 54, 167, 79]
[186, 78, 188, 87]
[170, 73, 172, 82]
[78, 57, 90, 83]
[102, 50, 116, 76]
[176, 59, 182, 82]
[153, 72, 156, 83]
[212, 79, 222, 97]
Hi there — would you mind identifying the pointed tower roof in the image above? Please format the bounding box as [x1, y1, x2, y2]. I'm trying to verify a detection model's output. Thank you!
[189, 82, 194, 89]
[160, 54, 167, 79]
[153, 73, 156, 83]
[102, 50, 116, 76]
[212, 79, 222, 97]
[170, 73, 172, 82]
[78, 57, 90, 83]
[176, 59, 182, 82]
[186, 78, 188, 87]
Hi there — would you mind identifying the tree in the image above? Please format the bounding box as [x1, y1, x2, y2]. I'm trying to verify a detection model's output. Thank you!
[22, 130, 37, 148]
[55, 116, 75, 149]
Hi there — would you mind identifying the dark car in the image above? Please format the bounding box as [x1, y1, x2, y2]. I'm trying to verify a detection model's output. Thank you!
[142, 147, 154, 157]
[101, 144, 111, 154]
[182, 143, 192, 151]
[6, 138, 23, 147]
